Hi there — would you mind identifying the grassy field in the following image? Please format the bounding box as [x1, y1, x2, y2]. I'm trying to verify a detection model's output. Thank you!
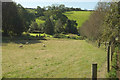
[64, 11, 91, 28]
[2, 38, 107, 78]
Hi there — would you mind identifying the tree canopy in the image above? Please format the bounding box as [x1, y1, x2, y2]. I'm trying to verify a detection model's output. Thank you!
[79, 1, 120, 43]
[2, 2, 35, 36]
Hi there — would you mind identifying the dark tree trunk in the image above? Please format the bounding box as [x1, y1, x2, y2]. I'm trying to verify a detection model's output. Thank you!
[98, 40, 101, 48]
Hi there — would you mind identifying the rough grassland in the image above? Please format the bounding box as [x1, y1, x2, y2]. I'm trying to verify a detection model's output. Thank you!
[2, 39, 106, 78]
[64, 11, 91, 28]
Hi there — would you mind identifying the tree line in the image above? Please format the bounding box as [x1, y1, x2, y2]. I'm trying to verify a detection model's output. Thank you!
[79, 1, 120, 46]
[2, 2, 81, 36]
[29, 8, 78, 35]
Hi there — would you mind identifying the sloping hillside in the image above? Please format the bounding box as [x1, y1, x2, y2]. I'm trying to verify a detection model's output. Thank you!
[64, 11, 91, 28]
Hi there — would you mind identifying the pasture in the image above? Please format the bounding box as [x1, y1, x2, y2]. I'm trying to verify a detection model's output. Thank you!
[2, 38, 107, 78]
[64, 11, 91, 28]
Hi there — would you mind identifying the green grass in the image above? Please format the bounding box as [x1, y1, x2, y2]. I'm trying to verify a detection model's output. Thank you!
[64, 11, 91, 28]
[29, 33, 52, 38]
[35, 18, 45, 26]
[2, 38, 107, 78]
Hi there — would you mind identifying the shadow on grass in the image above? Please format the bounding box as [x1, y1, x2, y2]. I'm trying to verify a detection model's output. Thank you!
[2, 34, 47, 44]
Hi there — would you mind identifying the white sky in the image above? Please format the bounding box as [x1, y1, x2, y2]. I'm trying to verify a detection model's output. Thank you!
[2, 0, 119, 2]
[13, 0, 100, 3]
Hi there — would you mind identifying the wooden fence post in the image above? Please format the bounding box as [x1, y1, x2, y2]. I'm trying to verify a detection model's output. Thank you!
[111, 44, 115, 61]
[107, 45, 110, 72]
[92, 63, 97, 80]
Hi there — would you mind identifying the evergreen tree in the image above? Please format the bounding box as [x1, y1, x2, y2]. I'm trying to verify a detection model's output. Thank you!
[2, 2, 24, 36]
[55, 19, 64, 33]
[44, 18, 54, 35]
[36, 6, 44, 17]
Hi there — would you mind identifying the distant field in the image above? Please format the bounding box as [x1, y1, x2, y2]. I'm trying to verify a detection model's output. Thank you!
[64, 11, 91, 28]
[35, 18, 45, 26]
[2, 38, 107, 78]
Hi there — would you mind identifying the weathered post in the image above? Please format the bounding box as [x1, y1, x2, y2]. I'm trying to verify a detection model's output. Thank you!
[111, 44, 115, 61]
[107, 45, 110, 72]
[92, 63, 97, 80]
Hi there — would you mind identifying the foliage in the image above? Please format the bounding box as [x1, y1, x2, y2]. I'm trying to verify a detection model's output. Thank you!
[65, 20, 78, 34]
[79, 2, 108, 41]
[26, 8, 37, 14]
[54, 19, 64, 33]
[102, 2, 120, 42]
[44, 18, 54, 35]
[108, 53, 117, 78]
[2, 2, 24, 36]
[79, 1, 120, 43]
[2, 2, 35, 36]
[45, 4, 82, 12]
[31, 5, 82, 35]
[36, 6, 44, 17]
[2, 1, 90, 37]
[17, 4, 35, 31]
[53, 33, 84, 40]
[53, 34, 66, 38]
[33, 9, 78, 35]
[29, 22, 39, 32]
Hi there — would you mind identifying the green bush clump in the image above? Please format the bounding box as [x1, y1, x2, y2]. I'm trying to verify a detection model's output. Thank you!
[53, 34, 61, 38]
[108, 69, 117, 78]
[69, 36, 84, 40]
[76, 36, 84, 40]
[53, 34, 84, 40]
[53, 34, 68, 38]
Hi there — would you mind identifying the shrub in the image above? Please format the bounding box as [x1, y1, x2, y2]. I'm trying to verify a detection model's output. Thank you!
[76, 36, 84, 40]
[53, 34, 61, 38]
[53, 33, 85, 40]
